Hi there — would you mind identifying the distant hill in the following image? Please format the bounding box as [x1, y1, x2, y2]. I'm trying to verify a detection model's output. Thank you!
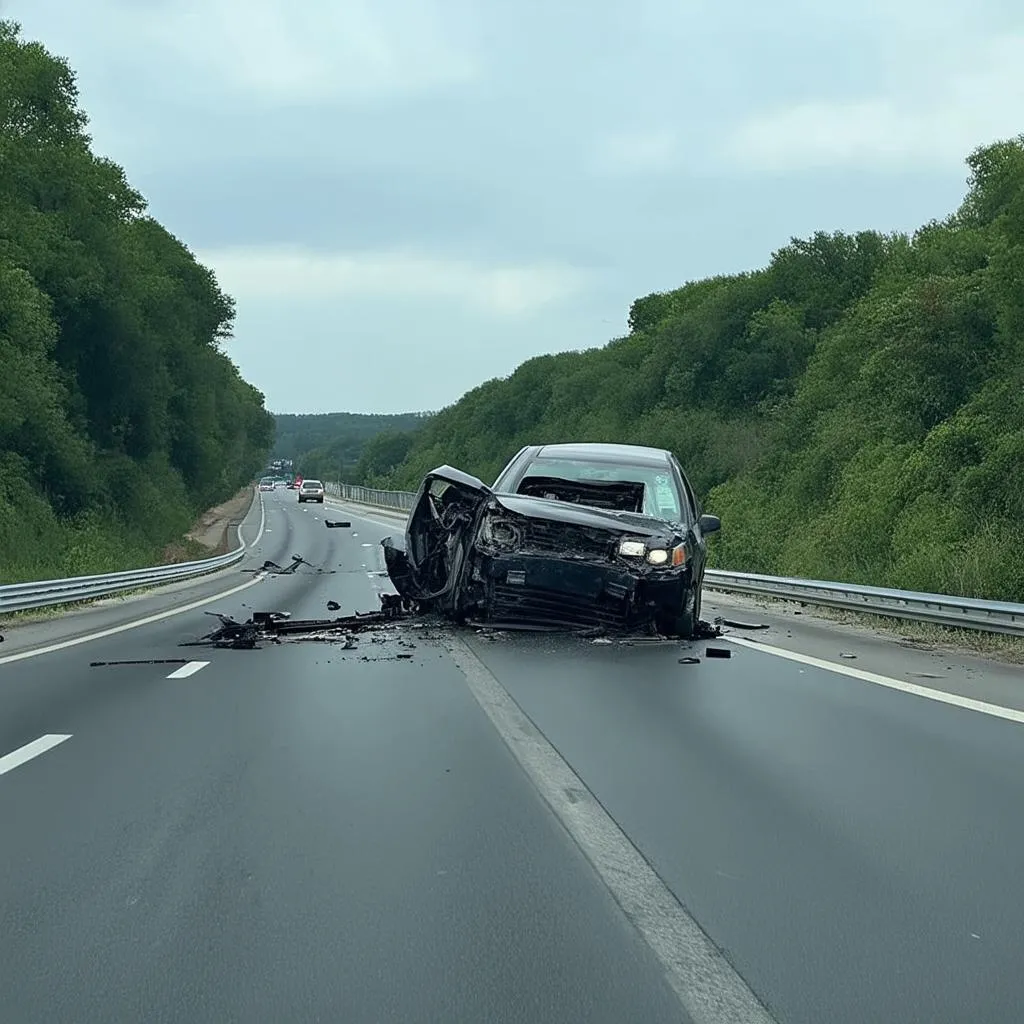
[272, 411, 433, 480]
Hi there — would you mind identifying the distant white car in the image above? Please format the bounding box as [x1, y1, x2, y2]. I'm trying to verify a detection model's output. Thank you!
[259, 477, 275, 492]
[298, 479, 325, 503]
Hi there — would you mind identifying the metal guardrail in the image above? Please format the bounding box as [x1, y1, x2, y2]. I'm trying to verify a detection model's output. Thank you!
[326, 482, 415, 511]
[326, 482, 1024, 637]
[0, 488, 260, 616]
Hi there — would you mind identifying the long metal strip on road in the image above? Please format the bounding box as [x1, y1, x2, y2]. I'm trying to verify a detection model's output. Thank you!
[0, 488, 263, 615]
[325, 482, 1024, 637]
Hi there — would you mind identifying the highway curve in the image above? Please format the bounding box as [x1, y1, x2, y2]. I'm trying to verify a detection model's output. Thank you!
[2, 488, 1023, 1023]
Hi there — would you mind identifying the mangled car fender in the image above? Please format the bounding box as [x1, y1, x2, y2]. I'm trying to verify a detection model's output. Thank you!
[381, 466, 493, 614]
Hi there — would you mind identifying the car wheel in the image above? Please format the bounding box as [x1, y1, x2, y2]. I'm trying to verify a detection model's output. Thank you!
[656, 583, 700, 638]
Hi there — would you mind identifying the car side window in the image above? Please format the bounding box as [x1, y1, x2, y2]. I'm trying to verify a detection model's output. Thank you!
[672, 460, 698, 522]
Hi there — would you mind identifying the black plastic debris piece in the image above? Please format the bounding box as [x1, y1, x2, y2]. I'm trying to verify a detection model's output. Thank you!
[327, 600, 341, 611]
[91, 659, 189, 667]
[246, 554, 316, 576]
[719, 619, 769, 630]
[705, 646, 732, 659]
[182, 612, 262, 649]
[678, 656, 701, 665]
[397, 653, 413, 659]
[325, 520, 351, 529]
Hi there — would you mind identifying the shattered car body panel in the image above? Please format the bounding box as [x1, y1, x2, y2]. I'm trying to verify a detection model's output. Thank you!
[382, 446, 719, 636]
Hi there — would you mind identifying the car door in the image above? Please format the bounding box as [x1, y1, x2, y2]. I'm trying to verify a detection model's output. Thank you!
[669, 456, 709, 584]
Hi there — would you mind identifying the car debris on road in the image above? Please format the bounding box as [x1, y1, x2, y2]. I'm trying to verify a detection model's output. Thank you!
[181, 593, 421, 651]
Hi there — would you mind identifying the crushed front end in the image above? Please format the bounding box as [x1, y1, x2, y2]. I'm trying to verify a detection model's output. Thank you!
[461, 504, 692, 631]
[382, 467, 694, 633]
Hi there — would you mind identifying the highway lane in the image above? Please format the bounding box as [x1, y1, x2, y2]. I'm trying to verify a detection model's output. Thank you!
[5, 489, 1024, 1022]
[331, 500, 1024, 1024]
[0, 491, 688, 1024]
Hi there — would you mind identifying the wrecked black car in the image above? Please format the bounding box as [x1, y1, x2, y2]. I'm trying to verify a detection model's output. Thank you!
[381, 442, 721, 637]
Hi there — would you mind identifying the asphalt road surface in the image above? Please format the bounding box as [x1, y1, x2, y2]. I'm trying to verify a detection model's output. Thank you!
[2, 488, 1023, 1024]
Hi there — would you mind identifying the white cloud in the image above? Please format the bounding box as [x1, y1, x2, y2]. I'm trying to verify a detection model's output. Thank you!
[198, 246, 589, 317]
[589, 129, 680, 175]
[723, 33, 1024, 172]
[41, 0, 478, 104]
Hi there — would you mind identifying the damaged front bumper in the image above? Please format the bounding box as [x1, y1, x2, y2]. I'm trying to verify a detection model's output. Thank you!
[465, 552, 691, 631]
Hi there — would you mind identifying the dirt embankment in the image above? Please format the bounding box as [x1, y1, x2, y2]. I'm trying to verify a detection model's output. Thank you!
[162, 487, 255, 563]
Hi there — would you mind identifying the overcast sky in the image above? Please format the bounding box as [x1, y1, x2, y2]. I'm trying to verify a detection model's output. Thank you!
[9, 0, 1024, 414]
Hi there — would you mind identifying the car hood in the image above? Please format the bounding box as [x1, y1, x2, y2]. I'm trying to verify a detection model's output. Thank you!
[491, 492, 680, 538]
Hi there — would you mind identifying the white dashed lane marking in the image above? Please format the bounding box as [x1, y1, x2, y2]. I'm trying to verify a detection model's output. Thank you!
[0, 734, 72, 777]
[166, 661, 210, 679]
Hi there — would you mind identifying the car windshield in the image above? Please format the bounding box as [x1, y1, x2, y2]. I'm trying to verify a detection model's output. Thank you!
[519, 457, 682, 519]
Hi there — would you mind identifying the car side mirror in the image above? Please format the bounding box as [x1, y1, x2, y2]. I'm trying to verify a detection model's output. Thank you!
[698, 514, 721, 535]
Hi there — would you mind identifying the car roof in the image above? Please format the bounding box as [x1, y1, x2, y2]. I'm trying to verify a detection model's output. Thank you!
[533, 442, 673, 467]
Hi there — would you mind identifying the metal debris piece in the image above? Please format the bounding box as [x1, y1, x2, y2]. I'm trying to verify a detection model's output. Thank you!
[704, 647, 732, 659]
[591, 637, 613, 645]
[839, 652, 857, 659]
[678, 656, 701, 665]
[327, 600, 341, 611]
[693, 619, 723, 639]
[90, 659, 189, 667]
[325, 521, 351, 529]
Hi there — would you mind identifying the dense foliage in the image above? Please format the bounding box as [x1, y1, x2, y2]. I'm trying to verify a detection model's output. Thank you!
[377, 139, 1024, 601]
[273, 411, 431, 482]
[0, 22, 274, 583]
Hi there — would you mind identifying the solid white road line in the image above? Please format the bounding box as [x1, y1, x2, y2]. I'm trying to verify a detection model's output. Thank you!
[446, 636, 775, 1024]
[0, 575, 266, 667]
[248, 492, 267, 547]
[725, 636, 1024, 725]
[0, 734, 72, 777]
[166, 661, 210, 679]
[235, 490, 266, 549]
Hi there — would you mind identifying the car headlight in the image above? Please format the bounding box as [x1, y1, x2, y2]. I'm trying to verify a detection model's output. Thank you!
[618, 539, 646, 557]
[645, 545, 687, 566]
[479, 516, 522, 551]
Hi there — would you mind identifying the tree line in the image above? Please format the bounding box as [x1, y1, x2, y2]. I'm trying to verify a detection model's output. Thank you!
[273, 411, 431, 482]
[1, 22, 274, 583]
[356, 138, 1024, 602]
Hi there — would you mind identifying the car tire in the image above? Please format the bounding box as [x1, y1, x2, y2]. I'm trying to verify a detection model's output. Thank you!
[656, 583, 700, 638]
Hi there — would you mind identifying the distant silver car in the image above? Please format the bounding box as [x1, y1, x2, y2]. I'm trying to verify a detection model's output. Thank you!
[258, 477, 275, 492]
[298, 479, 325, 503]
